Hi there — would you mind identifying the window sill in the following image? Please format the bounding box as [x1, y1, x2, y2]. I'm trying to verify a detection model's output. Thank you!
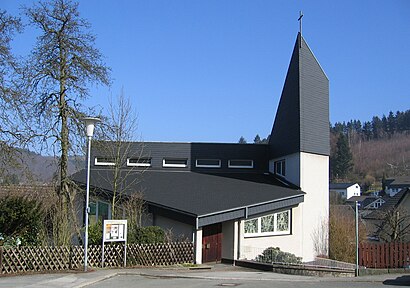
[244, 231, 291, 238]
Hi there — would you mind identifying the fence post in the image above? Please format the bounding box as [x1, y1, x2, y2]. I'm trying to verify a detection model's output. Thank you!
[68, 246, 71, 270]
[376, 243, 380, 268]
[0, 246, 3, 272]
[358, 243, 362, 268]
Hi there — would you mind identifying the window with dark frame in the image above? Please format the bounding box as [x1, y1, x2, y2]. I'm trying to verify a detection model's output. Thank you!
[275, 159, 286, 176]
[195, 159, 221, 168]
[127, 157, 152, 167]
[89, 200, 110, 224]
[163, 158, 188, 167]
[95, 157, 116, 166]
[228, 159, 254, 168]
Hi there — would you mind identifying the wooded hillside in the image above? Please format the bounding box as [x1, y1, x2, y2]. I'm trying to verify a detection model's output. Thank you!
[330, 110, 410, 191]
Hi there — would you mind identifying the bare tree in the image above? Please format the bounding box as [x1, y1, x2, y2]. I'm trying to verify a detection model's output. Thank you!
[375, 207, 410, 243]
[94, 90, 144, 219]
[311, 218, 329, 258]
[123, 192, 144, 230]
[0, 10, 22, 135]
[23, 0, 110, 244]
[0, 10, 29, 179]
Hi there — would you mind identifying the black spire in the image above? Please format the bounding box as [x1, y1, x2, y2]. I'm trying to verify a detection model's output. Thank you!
[269, 33, 329, 158]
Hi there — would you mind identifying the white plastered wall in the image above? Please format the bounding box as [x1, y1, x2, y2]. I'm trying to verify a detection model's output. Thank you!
[240, 206, 303, 260]
[346, 184, 361, 199]
[266, 152, 329, 262]
[194, 228, 202, 264]
[299, 152, 329, 261]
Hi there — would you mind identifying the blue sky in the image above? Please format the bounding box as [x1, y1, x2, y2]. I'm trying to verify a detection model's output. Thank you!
[3, 0, 410, 143]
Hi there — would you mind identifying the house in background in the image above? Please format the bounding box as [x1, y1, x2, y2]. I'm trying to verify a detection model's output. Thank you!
[362, 188, 410, 242]
[346, 195, 386, 219]
[73, 32, 329, 264]
[329, 183, 361, 200]
[360, 196, 386, 210]
[383, 176, 410, 197]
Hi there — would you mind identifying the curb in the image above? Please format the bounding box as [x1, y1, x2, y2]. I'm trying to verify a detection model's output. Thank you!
[74, 272, 119, 288]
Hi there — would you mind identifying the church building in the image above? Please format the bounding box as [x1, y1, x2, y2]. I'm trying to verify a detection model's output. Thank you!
[73, 31, 329, 263]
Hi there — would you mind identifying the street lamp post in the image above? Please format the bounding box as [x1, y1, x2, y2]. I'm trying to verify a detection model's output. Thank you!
[83, 117, 101, 272]
[355, 200, 360, 277]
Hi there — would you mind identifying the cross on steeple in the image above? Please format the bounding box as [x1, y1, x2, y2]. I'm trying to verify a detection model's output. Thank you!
[298, 11, 304, 36]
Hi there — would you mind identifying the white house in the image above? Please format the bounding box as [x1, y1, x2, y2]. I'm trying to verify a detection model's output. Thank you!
[329, 183, 361, 200]
[384, 176, 410, 197]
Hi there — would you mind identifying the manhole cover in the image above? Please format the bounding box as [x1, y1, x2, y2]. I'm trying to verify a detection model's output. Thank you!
[218, 284, 240, 287]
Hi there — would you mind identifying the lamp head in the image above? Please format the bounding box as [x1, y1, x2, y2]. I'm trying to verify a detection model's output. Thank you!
[83, 117, 101, 137]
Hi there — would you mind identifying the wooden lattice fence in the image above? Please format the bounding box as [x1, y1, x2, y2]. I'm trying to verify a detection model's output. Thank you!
[127, 242, 194, 266]
[0, 242, 194, 275]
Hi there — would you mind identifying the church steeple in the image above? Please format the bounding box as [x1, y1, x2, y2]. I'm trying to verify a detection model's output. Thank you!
[269, 33, 329, 158]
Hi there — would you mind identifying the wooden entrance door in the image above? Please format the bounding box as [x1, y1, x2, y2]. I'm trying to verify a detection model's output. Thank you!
[202, 223, 222, 263]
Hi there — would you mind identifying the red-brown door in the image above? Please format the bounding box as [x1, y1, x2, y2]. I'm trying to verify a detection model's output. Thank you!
[202, 223, 222, 263]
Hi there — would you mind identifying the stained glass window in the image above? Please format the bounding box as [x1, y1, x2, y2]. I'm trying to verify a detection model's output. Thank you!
[276, 211, 289, 232]
[244, 210, 291, 236]
[261, 214, 275, 233]
[244, 218, 258, 234]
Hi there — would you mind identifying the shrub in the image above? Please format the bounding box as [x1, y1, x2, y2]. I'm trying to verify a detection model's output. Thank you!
[88, 221, 103, 245]
[0, 195, 44, 246]
[0, 234, 21, 247]
[256, 247, 302, 264]
[129, 226, 165, 244]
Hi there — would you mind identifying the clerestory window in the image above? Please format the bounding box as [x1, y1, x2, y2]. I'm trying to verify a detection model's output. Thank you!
[163, 158, 188, 168]
[127, 157, 152, 167]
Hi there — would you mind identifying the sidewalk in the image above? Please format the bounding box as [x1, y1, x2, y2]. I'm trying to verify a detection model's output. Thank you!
[0, 268, 119, 288]
[0, 264, 409, 288]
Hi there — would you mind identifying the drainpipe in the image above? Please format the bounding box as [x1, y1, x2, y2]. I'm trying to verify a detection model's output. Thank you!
[237, 220, 241, 261]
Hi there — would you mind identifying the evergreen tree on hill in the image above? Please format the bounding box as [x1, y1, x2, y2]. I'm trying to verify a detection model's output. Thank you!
[331, 133, 353, 180]
[238, 136, 247, 144]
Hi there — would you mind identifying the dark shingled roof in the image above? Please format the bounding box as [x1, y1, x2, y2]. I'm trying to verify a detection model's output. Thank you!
[346, 196, 384, 209]
[269, 33, 329, 158]
[379, 188, 410, 211]
[364, 188, 410, 220]
[72, 169, 304, 218]
[330, 183, 358, 190]
[385, 176, 410, 188]
[346, 195, 368, 203]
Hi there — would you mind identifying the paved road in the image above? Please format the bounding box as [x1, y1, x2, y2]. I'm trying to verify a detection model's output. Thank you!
[86, 274, 407, 288]
[0, 264, 409, 288]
